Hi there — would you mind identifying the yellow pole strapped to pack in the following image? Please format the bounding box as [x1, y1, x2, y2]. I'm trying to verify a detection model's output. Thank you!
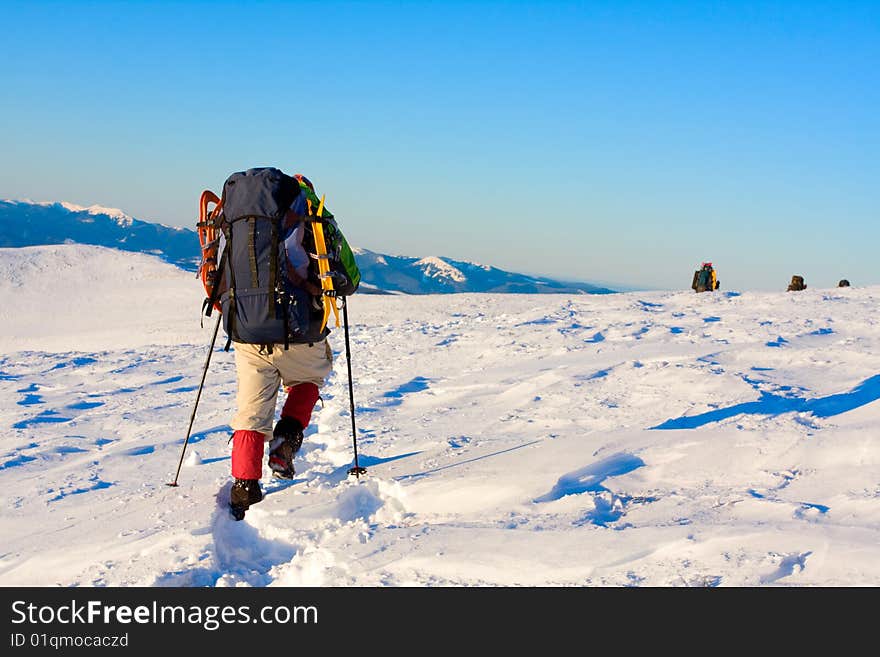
[310, 195, 341, 332]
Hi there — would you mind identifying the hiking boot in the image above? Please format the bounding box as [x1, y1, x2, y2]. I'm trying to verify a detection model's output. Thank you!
[229, 478, 263, 520]
[268, 416, 304, 480]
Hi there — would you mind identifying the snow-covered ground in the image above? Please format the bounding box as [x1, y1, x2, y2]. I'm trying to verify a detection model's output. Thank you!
[2, 244, 880, 586]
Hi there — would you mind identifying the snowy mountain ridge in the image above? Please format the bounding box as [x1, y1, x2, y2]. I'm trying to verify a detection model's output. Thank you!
[414, 256, 468, 283]
[57, 201, 134, 226]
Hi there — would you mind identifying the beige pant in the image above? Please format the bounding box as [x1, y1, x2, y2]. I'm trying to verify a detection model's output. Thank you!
[231, 340, 333, 435]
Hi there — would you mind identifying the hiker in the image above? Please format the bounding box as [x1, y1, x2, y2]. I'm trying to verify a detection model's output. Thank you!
[787, 275, 807, 291]
[838, 279, 851, 287]
[200, 168, 359, 519]
[691, 262, 720, 293]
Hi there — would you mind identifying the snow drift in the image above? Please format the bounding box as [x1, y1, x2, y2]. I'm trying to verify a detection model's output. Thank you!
[2, 244, 880, 586]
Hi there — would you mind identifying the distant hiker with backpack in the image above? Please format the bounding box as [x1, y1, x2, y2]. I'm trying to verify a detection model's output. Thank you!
[787, 275, 807, 291]
[691, 262, 720, 293]
[196, 168, 360, 520]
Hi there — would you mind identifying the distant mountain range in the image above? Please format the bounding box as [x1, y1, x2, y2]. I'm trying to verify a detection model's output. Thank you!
[0, 200, 615, 295]
[0, 200, 199, 270]
[352, 249, 613, 294]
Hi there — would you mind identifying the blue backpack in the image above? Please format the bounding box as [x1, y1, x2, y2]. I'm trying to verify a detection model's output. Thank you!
[211, 168, 306, 349]
[204, 167, 360, 350]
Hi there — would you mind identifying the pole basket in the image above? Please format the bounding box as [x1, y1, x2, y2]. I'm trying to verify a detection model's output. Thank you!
[347, 466, 367, 478]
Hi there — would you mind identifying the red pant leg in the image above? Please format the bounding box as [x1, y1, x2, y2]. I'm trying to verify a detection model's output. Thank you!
[281, 382, 320, 429]
[231, 429, 265, 479]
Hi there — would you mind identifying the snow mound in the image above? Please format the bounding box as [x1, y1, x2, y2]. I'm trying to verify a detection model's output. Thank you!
[0, 244, 205, 352]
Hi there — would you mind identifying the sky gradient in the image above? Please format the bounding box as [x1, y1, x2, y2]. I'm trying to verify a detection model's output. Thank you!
[1, 0, 877, 290]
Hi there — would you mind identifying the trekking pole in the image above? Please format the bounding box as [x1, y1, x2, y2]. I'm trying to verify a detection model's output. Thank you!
[341, 297, 366, 478]
[167, 313, 222, 487]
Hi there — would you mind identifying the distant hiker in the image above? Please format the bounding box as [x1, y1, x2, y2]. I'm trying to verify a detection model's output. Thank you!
[838, 279, 851, 287]
[691, 262, 720, 293]
[198, 168, 360, 520]
[787, 275, 807, 292]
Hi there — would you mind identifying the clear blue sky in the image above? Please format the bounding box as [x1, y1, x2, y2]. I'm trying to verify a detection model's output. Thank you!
[1, 0, 877, 290]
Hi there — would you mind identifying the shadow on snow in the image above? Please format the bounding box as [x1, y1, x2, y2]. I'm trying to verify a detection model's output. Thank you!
[534, 452, 648, 527]
[652, 374, 880, 430]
